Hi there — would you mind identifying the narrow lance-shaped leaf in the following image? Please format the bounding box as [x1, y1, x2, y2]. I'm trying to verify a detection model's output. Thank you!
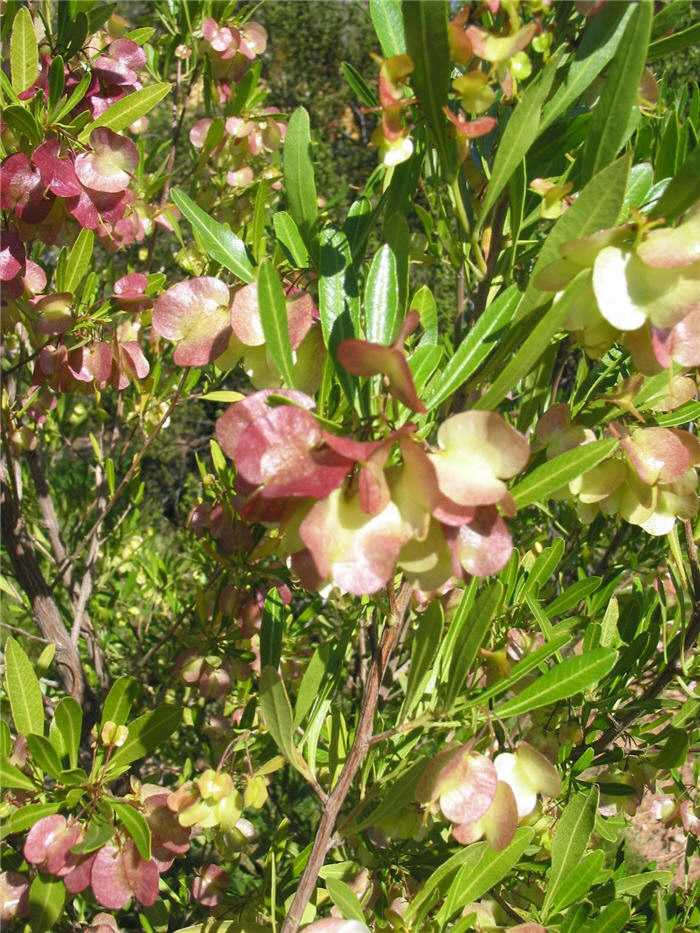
[515, 156, 630, 324]
[495, 648, 617, 719]
[256, 259, 296, 389]
[4, 636, 44, 737]
[580, 0, 653, 184]
[11, 6, 38, 93]
[29, 875, 67, 933]
[273, 212, 309, 269]
[26, 734, 62, 779]
[260, 588, 285, 671]
[425, 286, 519, 410]
[439, 828, 534, 923]
[403, 0, 455, 178]
[511, 439, 619, 509]
[170, 189, 254, 283]
[478, 52, 560, 228]
[101, 675, 139, 728]
[111, 799, 152, 861]
[64, 228, 94, 295]
[402, 601, 444, 717]
[444, 581, 503, 712]
[325, 878, 366, 925]
[283, 108, 318, 264]
[105, 706, 181, 778]
[370, 0, 406, 57]
[542, 787, 599, 920]
[259, 665, 297, 768]
[364, 244, 398, 345]
[581, 902, 632, 933]
[78, 83, 171, 141]
[547, 849, 606, 915]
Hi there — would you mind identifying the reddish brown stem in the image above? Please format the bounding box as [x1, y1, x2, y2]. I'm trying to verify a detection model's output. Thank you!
[280, 582, 412, 933]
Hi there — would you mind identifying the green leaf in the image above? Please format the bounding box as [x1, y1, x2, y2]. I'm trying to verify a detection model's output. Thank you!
[260, 587, 285, 671]
[613, 870, 673, 896]
[548, 848, 605, 915]
[384, 212, 410, 317]
[326, 877, 366, 925]
[2, 104, 42, 146]
[525, 537, 565, 595]
[403, 0, 454, 177]
[474, 287, 572, 412]
[402, 601, 443, 717]
[352, 758, 426, 832]
[26, 734, 62, 778]
[273, 211, 309, 268]
[50, 69, 92, 123]
[370, 0, 406, 57]
[111, 799, 152, 861]
[547, 578, 601, 618]
[170, 188, 254, 283]
[495, 648, 617, 719]
[581, 1, 653, 184]
[260, 665, 297, 768]
[425, 286, 519, 410]
[318, 225, 359, 404]
[70, 815, 114, 853]
[511, 439, 620, 509]
[79, 82, 171, 141]
[1, 757, 37, 790]
[283, 108, 318, 264]
[1, 802, 61, 839]
[647, 21, 700, 59]
[404, 841, 489, 925]
[515, 157, 630, 323]
[295, 643, 333, 728]
[541, 3, 634, 131]
[29, 874, 67, 933]
[411, 285, 438, 346]
[439, 827, 534, 923]
[649, 142, 700, 221]
[581, 902, 631, 933]
[101, 675, 139, 728]
[478, 53, 560, 227]
[257, 259, 296, 388]
[173, 922, 272, 933]
[11, 6, 38, 93]
[542, 787, 599, 920]
[4, 636, 44, 737]
[650, 727, 689, 770]
[444, 581, 503, 713]
[64, 228, 94, 295]
[341, 61, 378, 109]
[364, 243, 398, 346]
[652, 0, 690, 38]
[104, 706, 181, 779]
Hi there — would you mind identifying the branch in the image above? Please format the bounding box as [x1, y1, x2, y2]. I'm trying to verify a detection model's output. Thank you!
[280, 581, 413, 933]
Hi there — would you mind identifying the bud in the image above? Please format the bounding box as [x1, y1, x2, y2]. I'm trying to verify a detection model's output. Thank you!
[101, 721, 129, 747]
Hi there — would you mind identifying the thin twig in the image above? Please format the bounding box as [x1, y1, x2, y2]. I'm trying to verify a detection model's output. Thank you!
[280, 581, 412, 933]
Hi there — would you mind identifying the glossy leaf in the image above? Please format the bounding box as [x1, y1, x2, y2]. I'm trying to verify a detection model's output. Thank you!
[257, 259, 296, 388]
[581, 901, 631, 933]
[341, 61, 378, 108]
[2, 104, 42, 146]
[404, 0, 454, 176]
[104, 706, 181, 778]
[64, 228, 94, 295]
[364, 244, 398, 346]
[79, 83, 171, 141]
[581, 1, 653, 184]
[548, 848, 605, 915]
[1, 802, 62, 839]
[11, 6, 38, 93]
[273, 211, 309, 268]
[4, 636, 44, 737]
[1, 757, 37, 790]
[515, 157, 629, 323]
[404, 841, 489, 925]
[283, 108, 318, 263]
[649, 142, 700, 221]
[444, 581, 503, 713]
[369, 0, 406, 57]
[542, 787, 599, 920]
[541, 3, 634, 131]
[260, 588, 285, 671]
[111, 800, 152, 861]
[26, 734, 62, 779]
[403, 601, 444, 717]
[439, 827, 533, 923]
[260, 665, 297, 768]
[478, 54, 559, 227]
[647, 21, 700, 59]
[511, 439, 619, 509]
[101, 675, 139, 729]
[411, 285, 438, 346]
[70, 816, 114, 854]
[425, 286, 519, 410]
[29, 874, 66, 933]
[495, 649, 617, 719]
[326, 877, 366, 925]
[170, 189, 254, 283]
